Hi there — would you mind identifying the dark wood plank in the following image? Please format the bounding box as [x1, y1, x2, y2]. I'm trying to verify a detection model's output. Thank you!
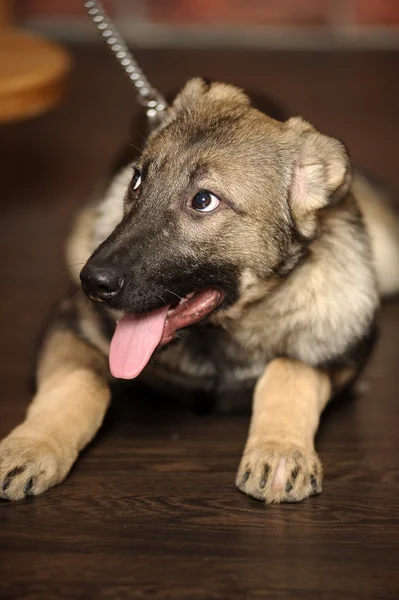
[0, 46, 398, 600]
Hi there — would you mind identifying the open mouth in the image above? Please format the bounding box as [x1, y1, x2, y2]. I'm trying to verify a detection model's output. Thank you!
[161, 288, 223, 346]
[109, 287, 224, 380]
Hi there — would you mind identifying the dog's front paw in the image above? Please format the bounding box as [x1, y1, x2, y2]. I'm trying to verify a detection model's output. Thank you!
[0, 434, 71, 501]
[236, 442, 322, 504]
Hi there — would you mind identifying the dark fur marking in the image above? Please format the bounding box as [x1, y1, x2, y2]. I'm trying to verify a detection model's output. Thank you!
[54, 298, 107, 354]
[56, 299, 85, 336]
[325, 320, 379, 391]
[140, 160, 150, 182]
[286, 188, 315, 243]
[92, 305, 116, 342]
[273, 192, 313, 279]
[30, 293, 89, 395]
[56, 296, 116, 354]
[31, 293, 114, 395]
[336, 321, 378, 369]
[328, 142, 351, 206]
[269, 320, 378, 394]
[188, 162, 209, 186]
[187, 115, 243, 148]
[274, 244, 309, 279]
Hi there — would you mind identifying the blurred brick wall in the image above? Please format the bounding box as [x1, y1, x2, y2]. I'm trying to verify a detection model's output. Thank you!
[355, 0, 399, 25]
[20, 0, 399, 26]
[19, 1, 115, 17]
[145, 1, 328, 26]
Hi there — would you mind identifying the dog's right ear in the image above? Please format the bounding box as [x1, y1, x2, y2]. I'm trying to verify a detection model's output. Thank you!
[286, 116, 351, 237]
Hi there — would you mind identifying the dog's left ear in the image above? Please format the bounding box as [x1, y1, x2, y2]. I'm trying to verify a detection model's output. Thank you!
[287, 116, 351, 236]
[172, 78, 250, 111]
[152, 78, 250, 135]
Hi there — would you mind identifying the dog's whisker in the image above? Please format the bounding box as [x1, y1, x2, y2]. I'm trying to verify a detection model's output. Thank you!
[165, 289, 182, 301]
[67, 262, 86, 268]
[126, 139, 143, 154]
[127, 129, 148, 146]
[69, 287, 82, 301]
[158, 295, 168, 306]
[165, 289, 189, 310]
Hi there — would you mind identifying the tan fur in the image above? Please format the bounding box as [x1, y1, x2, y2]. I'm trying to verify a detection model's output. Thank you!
[353, 173, 399, 296]
[0, 330, 110, 500]
[66, 204, 96, 286]
[287, 116, 351, 237]
[237, 358, 330, 503]
[212, 196, 379, 367]
[75, 294, 112, 356]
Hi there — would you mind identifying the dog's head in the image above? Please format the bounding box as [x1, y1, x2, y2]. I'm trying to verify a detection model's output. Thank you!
[80, 78, 351, 378]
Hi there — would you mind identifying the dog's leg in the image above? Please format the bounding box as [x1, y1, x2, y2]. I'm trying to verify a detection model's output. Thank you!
[0, 326, 110, 500]
[236, 358, 331, 504]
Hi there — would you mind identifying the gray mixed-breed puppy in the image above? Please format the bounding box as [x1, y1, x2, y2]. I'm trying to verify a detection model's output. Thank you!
[1, 78, 399, 503]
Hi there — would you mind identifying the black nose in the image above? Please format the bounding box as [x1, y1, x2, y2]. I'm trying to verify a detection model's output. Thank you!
[80, 264, 125, 301]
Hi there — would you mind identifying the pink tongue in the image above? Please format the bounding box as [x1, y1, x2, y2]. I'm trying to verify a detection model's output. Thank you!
[109, 306, 170, 379]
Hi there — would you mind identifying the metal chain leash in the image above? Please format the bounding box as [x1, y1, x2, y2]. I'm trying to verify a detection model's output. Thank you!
[84, 1, 167, 126]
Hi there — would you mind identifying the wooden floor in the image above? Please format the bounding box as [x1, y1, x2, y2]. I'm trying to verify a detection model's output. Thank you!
[1, 46, 399, 600]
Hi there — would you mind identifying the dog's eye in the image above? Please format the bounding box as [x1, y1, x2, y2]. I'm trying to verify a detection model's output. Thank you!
[132, 170, 142, 191]
[191, 190, 220, 213]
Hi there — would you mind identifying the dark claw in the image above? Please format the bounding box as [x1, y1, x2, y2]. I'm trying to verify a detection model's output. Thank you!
[242, 470, 251, 484]
[2, 477, 11, 493]
[24, 477, 34, 495]
[259, 464, 270, 488]
[291, 466, 300, 481]
[310, 475, 318, 493]
[285, 482, 293, 493]
[6, 466, 26, 477]
[2, 466, 26, 492]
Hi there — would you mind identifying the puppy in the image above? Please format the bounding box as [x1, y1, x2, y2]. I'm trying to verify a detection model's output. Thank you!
[1, 79, 398, 502]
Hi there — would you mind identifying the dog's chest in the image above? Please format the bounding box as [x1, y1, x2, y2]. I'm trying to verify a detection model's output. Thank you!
[141, 324, 265, 412]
